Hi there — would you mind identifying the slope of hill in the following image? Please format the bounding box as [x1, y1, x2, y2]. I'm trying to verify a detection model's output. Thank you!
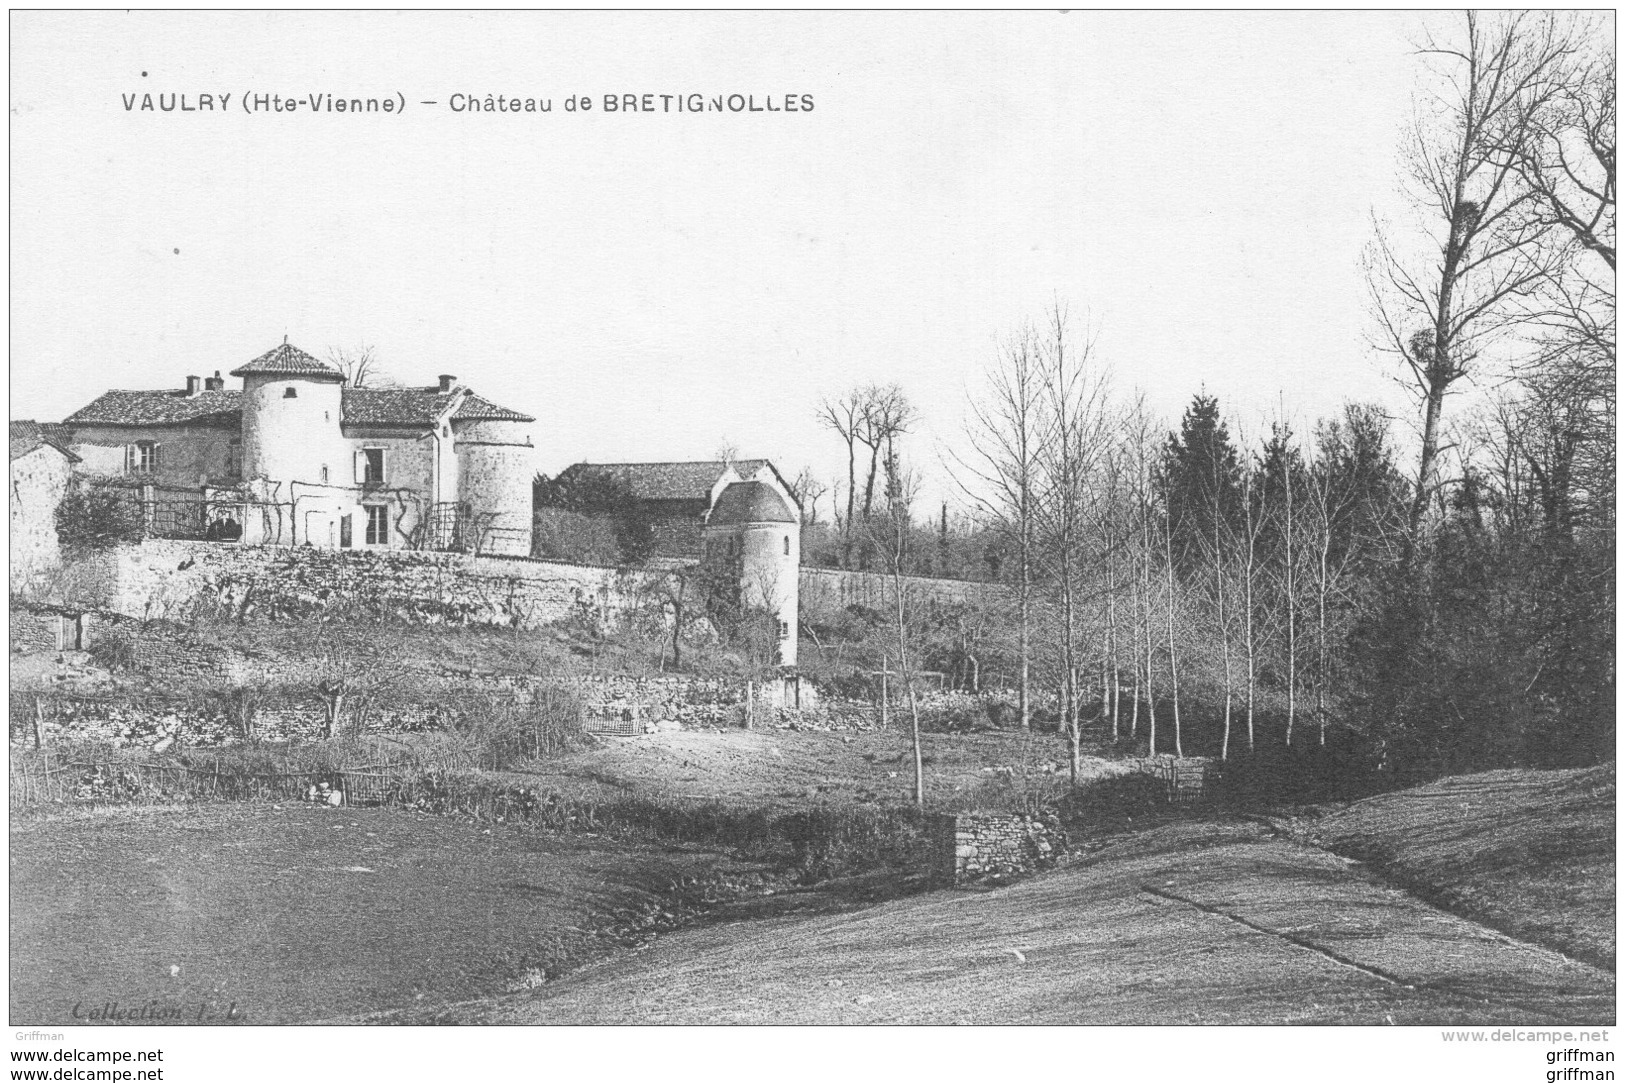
[390, 780, 1614, 1025]
[1307, 764, 1615, 968]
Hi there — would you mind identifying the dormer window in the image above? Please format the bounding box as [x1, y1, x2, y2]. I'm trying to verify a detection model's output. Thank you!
[284, 387, 298, 398]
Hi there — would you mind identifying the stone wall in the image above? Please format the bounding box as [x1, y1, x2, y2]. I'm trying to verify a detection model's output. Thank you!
[13, 673, 753, 749]
[928, 810, 1067, 885]
[800, 567, 1006, 613]
[12, 692, 458, 750]
[575, 674, 746, 732]
[10, 605, 66, 654]
[85, 538, 659, 631]
[9, 444, 76, 593]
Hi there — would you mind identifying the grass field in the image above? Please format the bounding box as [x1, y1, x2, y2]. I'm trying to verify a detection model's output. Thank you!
[10, 734, 1613, 1026]
[397, 815, 1615, 1025]
[378, 764, 1617, 1025]
[1307, 765, 1615, 969]
[9, 803, 753, 1024]
[511, 726, 1127, 810]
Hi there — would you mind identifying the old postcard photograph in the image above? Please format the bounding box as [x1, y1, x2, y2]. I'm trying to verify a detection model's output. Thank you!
[6, 8, 1615, 1076]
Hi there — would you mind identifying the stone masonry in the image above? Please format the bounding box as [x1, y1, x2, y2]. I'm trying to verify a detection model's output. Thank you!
[85, 538, 657, 631]
[929, 810, 1067, 885]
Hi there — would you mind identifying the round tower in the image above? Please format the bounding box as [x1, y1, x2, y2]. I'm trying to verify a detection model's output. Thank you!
[455, 416, 534, 556]
[703, 481, 800, 667]
[231, 341, 349, 494]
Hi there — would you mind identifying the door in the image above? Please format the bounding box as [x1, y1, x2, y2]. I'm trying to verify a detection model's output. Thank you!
[339, 514, 353, 549]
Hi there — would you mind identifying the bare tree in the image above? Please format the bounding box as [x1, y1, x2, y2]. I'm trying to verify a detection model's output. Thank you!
[954, 321, 1047, 733]
[867, 462, 927, 806]
[1513, 28, 1617, 537]
[816, 390, 865, 554]
[857, 384, 919, 521]
[1509, 31, 1616, 271]
[1237, 453, 1267, 754]
[328, 345, 397, 389]
[1122, 397, 1162, 753]
[647, 565, 702, 670]
[1033, 304, 1114, 783]
[789, 466, 828, 526]
[1161, 491, 1184, 759]
[1367, 12, 1583, 534]
[1194, 434, 1237, 760]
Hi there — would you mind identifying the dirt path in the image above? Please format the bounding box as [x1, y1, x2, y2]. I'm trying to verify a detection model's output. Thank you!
[437, 820, 1612, 1025]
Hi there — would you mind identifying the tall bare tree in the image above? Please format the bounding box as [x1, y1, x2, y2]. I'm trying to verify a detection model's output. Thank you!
[328, 345, 390, 388]
[868, 461, 927, 806]
[857, 384, 919, 520]
[789, 466, 828, 526]
[1367, 11, 1583, 534]
[816, 390, 865, 552]
[1034, 305, 1114, 782]
[1040, 304, 1118, 777]
[955, 322, 1048, 732]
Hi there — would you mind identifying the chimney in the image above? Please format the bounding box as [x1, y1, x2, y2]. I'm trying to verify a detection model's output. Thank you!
[185, 375, 201, 397]
[204, 370, 224, 392]
[438, 374, 457, 393]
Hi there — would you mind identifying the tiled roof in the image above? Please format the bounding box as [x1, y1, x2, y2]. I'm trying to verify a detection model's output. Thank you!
[62, 390, 244, 428]
[454, 393, 534, 423]
[341, 388, 533, 427]
[340, 388, 452, 427]
[710, 481, 797, 524]
[9, 420, 80, 462]
[59, 387, 532, 430]
[561, 460, 773, 503]
[229, 342, 344, 380]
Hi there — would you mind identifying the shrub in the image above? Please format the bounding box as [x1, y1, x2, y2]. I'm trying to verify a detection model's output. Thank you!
[777, 805, 927, 882]
[54, 485, 144, 553]
[450, 687, 586, 770]
[87, 625, 140, 671]
[1062, 771, 1174, 831]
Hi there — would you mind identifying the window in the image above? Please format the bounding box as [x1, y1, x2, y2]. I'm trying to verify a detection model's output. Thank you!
[320, 465, 329, 484]
[227, 439, 243, 479]
[355, 447, 386, 485]
[784, 536, 790, 556]
[778, 620, 790, 639]
[365, 505, 389, 546]
[125, 442, 160, 475]
[283, 387, 298, 398]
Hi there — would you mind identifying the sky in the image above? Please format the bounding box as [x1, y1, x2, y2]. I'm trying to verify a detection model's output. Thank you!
[12, 11, 1440, 516]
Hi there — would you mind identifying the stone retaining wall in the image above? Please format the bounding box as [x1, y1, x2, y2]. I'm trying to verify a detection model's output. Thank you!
[81, 539, 663, 632]
[9, 605, 66, 654]
[928, 810, 1067, 885]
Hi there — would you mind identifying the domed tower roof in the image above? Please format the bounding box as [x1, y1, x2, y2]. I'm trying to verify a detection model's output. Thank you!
[709, 481, 796, 525]
[229, 341, 345, 382]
